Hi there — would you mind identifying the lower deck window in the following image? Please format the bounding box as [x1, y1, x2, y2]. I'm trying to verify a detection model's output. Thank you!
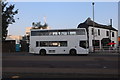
[36, 41, 39, 47]
[79, 41, 88, 49]
[36, 41, 67, 47]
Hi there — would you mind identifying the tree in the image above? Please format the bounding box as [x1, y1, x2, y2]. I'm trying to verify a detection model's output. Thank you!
[2, 1, 18, 41]
[32, 21, 48, 29]
[42, 23, 48, 29]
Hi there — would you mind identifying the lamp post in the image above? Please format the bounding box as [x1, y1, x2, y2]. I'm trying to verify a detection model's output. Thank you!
[110, 19, 112, 47]
[92, 2, 95, 52]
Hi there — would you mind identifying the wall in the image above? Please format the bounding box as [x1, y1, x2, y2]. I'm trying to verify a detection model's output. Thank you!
[2, 40, 16, 53]
[88, 26, 118, 49]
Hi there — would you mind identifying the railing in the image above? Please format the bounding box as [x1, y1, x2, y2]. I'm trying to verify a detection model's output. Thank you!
[89, 46, 120, 53]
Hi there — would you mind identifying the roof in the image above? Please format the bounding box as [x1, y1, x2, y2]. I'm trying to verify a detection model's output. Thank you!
[77, 17, 118, 31]
[30, 28, 85, 31]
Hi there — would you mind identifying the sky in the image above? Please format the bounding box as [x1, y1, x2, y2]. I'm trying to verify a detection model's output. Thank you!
[7, 2, 118, 36]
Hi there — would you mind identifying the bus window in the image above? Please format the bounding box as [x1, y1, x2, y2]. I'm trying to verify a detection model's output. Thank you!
[36, 41, 39, 47]
[79, 41, 88, 49]
[60, 41, 67, 47]
[39, 41, 67, 47]
[49, 41, 59, 47]
[76, 29, 85, 35]
[40, 41, 48, 47]
[70, 31, 76, 35]
[31, 31, 40, 36]
[60, 32, 68, 35]
[59, 30, 68, 35]
[53, 32, 58, 35]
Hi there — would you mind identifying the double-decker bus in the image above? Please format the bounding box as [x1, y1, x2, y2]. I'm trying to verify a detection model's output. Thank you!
[29, 28, 88, 55]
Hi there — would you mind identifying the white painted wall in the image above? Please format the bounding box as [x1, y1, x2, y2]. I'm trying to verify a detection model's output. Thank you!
[88, 26, 118, 52]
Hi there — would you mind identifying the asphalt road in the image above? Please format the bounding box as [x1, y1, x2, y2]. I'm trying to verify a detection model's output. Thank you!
[2, 52, 120, 79]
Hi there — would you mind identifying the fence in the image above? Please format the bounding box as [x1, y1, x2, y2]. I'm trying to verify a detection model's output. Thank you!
[89, 46, 120, 53]
[2, 40, 16, 53]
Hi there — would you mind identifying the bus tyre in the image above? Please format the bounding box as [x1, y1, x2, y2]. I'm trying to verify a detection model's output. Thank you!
[40, 49, 46, 56]
[69, 49, 76, 55]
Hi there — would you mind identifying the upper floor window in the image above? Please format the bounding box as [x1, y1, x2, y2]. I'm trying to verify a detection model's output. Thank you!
[91, 28, 94, 35]
[98, 29, 100, 36]
[112, 32, 114, 37]
[106, 31, 109, 36]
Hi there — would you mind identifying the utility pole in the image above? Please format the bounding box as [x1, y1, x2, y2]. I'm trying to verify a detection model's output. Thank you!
[92, 2, 95, 52]
[110, 19, 112, 47]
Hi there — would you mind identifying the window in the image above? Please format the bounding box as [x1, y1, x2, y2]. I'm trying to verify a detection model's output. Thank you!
[39, 41, 67, 47]
[36, 41, 39, 47]
[91, 28, 94, 35]
[76, 29, 85, 35]
[112, 32, 114, 37]
[40, 41, 48, 47]
[31, 31, 40, 36]
[49, 41, 59, 47]
[41, 31, 49, 35]
[106, 31, 109, 36]
[98, 29, 100, 36]
[60, 41, 67, 47]
[52, 32, 58, 35]
[60, 31, 68, 35]
[112, 41, 114, 47]
[31, 29, 86, 36]
[92, 40, 100, 46]
[79, 41, 88, 49]
[70, 31, 76, 35]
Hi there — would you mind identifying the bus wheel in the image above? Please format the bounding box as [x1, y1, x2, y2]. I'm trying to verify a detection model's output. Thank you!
[40, 49, 46, 56]
[69, 49, 76, 55]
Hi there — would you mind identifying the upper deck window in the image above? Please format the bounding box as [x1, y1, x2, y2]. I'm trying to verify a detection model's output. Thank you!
[31, 29, 85, 36]
[76, 29, 85, 35]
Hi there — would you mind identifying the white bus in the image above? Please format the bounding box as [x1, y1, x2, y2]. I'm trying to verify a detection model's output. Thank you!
[29, 28, 89, 55]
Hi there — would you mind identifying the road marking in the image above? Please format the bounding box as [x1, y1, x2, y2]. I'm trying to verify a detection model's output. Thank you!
[11, 76, 20, 78]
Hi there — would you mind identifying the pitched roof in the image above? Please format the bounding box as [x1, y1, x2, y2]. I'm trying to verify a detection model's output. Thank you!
[77, 17, 117, 31]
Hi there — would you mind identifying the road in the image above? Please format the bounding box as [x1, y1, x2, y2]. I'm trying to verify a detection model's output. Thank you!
[2, 52, 120, 79]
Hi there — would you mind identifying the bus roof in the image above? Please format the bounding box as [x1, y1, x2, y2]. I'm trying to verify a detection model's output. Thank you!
[30, 28, 86, 31]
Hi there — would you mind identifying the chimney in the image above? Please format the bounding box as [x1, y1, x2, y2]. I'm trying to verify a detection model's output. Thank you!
[110, 19, 112, 27]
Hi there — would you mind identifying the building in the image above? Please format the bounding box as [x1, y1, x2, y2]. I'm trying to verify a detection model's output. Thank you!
[25, 26, 51, 36]
[26, 27, 32, 36]
[23, 26, 51, 43]
[6, 35, 22, 44]
[6, 35, 23, 52]
[77, 18, 118, 52]
[118, 36, 120, 46]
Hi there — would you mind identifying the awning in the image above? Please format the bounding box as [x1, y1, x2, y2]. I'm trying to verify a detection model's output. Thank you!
[108, 42, 116, 45]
